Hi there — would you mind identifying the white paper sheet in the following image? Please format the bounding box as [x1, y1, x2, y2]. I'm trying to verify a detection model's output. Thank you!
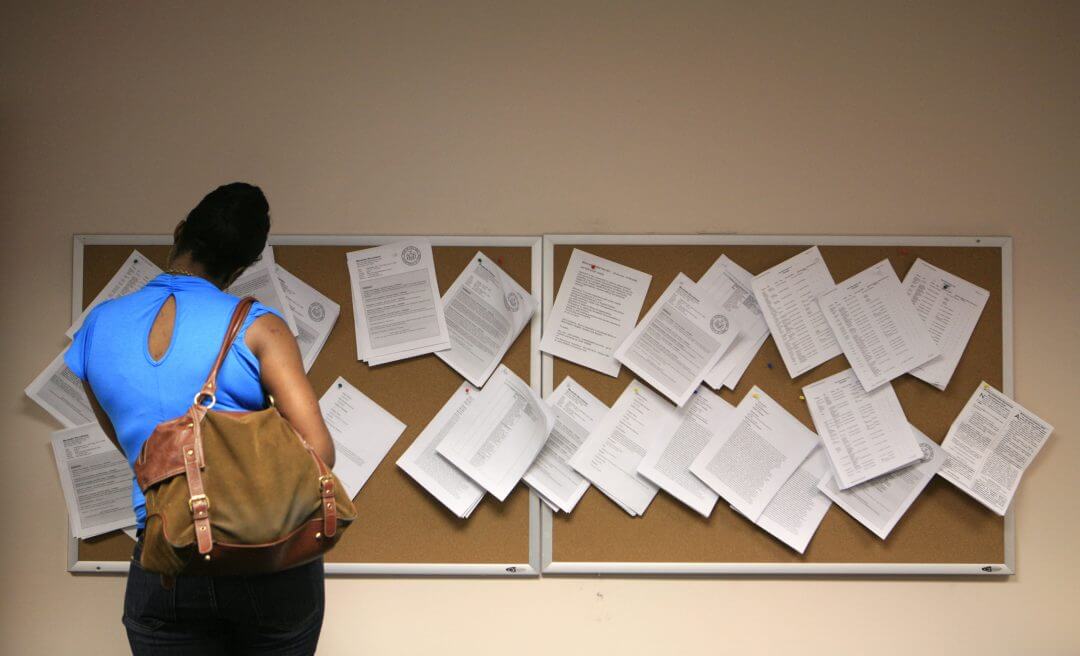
[903, 259, 990, 390]
[802, 368, 922, 490]
[751, 246, 841, 379]
[346, 239, 451, 364]
[50, 423, 135, 539]
[540, 249, 652, 377]
[227, 246, 299, 336]
[819, 424, 944, 539]
[396, 383, 485, 519]
[637, 387, 736, 517]
[819, 259, 939, 391]
[436, 251, 537, 387]
[568, 381, 678, 516]
[751, 446, 832, 554]
[698, 256, 770, 390]
[67, 249, 161, 338]
[25, 350, 95, 428]
[522, 376, 609, 513]
[436, 365, 554, 501]
[276, 264, 340, 373]
[319, 376, 407, 500]
[690, 386, 819, 521]
[938, 382, 1053, 515]
[614, 273, 739, 407]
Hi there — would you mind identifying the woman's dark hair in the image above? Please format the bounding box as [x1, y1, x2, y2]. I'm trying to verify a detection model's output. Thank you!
[175, 182, 270, 280]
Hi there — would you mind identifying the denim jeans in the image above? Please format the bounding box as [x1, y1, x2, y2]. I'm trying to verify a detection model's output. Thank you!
[124, 537, 325, 655]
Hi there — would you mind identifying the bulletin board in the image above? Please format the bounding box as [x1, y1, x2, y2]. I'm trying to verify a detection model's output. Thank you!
[540, 235, 1013, 576]
[69, 235, 543, 576]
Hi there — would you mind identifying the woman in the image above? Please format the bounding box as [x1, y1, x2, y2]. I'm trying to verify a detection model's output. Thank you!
[66, 183, 335, 655]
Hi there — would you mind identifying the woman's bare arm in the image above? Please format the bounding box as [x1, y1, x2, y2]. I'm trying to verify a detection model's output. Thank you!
[245, 314, 336, 468]
[85, 386, 122, 453]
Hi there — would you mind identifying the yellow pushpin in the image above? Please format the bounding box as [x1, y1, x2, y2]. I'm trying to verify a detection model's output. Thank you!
[982, 383, 990, 390]
[798, 395, 805, 401]
[752, 393, 760, 399]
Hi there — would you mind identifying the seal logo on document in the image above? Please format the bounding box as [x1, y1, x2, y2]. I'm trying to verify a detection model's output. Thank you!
[919, 443, 935, 462]
[503, 291, 521, 313]
[710, 313, 730, 335]
[308, 301, 325, 323]
[401, 245, 422, 266]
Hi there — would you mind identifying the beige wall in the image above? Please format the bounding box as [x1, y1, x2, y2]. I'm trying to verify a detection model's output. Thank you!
[2, 2, 1077, 653]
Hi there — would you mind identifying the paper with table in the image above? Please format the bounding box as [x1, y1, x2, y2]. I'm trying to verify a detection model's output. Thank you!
[50, 423, 136, 539]
[227, 245, 298, 336]
[568, 381, 679, 516]
[636, 386, 736, 517]
[67, 249, 161, 338]
[277, 264, 340, 372]
[319, 376, 406, 499]
[819, 425, 943, 539]
[938, 383, 1053, 515]
[818, 259, 939, 391]
[540, 249, 651, 377]
[751, 246, 841, 379]
[25, 350, 95, 428]
[347, 239, 452, 365]
[902, 259, 990, 390]
[436, 365, 553, 501]
[522, 376, 608, 513]
[698, 255, 770, 391]
[436, 251, 537, 387]
[396, 382, 485, 519]
[614, 273, 739, 407]
[749, 446, 832, 554]
[802, 368, 922, 490]
[690, 386, 818, 521]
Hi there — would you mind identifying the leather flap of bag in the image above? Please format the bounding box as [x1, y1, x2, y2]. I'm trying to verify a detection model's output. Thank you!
[133, 407, 205, 491]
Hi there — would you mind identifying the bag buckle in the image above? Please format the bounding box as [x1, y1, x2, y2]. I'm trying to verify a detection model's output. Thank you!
[188, 494, 210, 512]
[318, 475, 334, 495]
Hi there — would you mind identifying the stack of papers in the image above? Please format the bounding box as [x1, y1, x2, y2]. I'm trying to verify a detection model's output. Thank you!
[749, 447, 833, 554]
[802, 369, 923, 489]
[318, 377, 407, 499]
[751, 246, 841, 379]
[902, 259, 990, 390]
[698, 256, 770, 391]
[614, 273, 740, 407]
[397, 383, 486, 519]
[523, 377, 609, 513]
[818, 260, 939, 391]
[346, 239, 452, 365]
[819, 425, 943, 539]
[436, 252, 537, 387]
[690, 386, 819, 522]
[540, 249, 652, 377]
[227, 246, 299, 336]
[938, 382, 1053, 515]
[436, 365, 554, 501]
[277, 264, 340, 372]
[50, 423, 135, 539]
[637, 386, 736, 517]
[568, 381, 679, 516]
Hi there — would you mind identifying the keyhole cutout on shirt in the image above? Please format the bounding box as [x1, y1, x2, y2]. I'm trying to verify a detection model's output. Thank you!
[148, 295, 177, 362]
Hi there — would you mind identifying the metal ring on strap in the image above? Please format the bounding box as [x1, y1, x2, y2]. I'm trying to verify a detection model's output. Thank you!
[194, 391, 216, 410]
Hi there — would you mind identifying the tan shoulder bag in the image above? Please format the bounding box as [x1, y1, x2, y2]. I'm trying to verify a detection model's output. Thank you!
[132, 297, 356, 577]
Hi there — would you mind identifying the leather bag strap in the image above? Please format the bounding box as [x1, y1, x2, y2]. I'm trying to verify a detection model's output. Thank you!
[196, 297, 258, 404]
[305, 443, 338, 538]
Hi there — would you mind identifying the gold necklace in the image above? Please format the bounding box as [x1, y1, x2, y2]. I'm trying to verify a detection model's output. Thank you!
[165, 265, 198, 277]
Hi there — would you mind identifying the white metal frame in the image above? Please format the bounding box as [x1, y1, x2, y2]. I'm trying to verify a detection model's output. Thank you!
[68, 234, 544, 576]
[540, 234, 1014, 576]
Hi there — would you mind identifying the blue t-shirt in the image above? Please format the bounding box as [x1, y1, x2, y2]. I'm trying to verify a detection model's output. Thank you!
[65, 273, 282, 528]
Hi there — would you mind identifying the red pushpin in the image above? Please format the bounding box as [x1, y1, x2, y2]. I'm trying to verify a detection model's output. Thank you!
[591, 264, 596, 270]
[898, 248, 909, 255]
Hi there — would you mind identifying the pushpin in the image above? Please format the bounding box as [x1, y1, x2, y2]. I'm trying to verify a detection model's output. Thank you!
[478, 257, 483, 264]
[752, 393, 760, 399]
[766, 362, 773, 370]
[798, 395, 805, 401]
[634, 387, 640, 394]
[591, 264, 596, 270]
[337, 382, 343, 388]
[497, 257, 503, 265]
[465, 387, 470, 393]
[982, 383, 989, 390]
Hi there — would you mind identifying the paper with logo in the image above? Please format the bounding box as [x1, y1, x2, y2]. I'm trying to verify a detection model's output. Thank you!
[67, 249, 161, 338]
[227, 245, 299, 336]
[276, 264, 340, 372]
[614, 273, 739, 407]
[436, 251, 537, 387]
[50, 423, 136, 539]
[346, 239, 452, 365]
[698, 255, 770, 390]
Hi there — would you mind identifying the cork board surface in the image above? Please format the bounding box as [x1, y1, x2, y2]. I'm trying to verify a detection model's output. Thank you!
[550, 243, 1005, 565]
[77, 243, 534, 566]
